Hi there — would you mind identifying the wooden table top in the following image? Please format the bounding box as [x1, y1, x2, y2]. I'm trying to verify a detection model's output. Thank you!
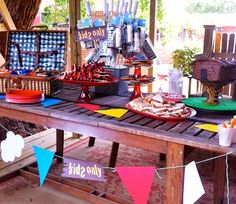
[0, 84, 235, 155]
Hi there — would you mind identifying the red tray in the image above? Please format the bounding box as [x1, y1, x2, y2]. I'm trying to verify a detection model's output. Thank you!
[63, 77, 119, 86]
[6, 89, 44, 104]
[126, 104, 196, 121]
[6, 90, 43, 99]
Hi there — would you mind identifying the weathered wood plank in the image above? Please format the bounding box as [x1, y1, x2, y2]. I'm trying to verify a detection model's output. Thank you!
[133, 117, 153, 126]
[221, 33, 228, 53]
[228, 33, 235, 53]
[168, 120, 196, 134]
[166, 142, 184, 204]
[182, 122, 203, 136]
[121, 114, 145, 124]
[155, 121, 179, 131]
[145, 119, 166, 128]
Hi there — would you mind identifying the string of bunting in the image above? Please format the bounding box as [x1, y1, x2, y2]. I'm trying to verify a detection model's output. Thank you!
[0, 121, 233, 204]
[54, 150, 233, 204]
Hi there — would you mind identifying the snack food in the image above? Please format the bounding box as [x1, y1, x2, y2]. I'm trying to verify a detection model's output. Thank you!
[128, 94, 193, 118]
[61, 62, 113, 83]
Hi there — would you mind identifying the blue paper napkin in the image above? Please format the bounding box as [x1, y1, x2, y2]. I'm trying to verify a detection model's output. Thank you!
[41, 98, 63, 107]
[0, 95, 5, 99]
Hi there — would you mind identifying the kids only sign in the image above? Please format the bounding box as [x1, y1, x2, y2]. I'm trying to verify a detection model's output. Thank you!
[76, 26, 108, 42]
[62, 158, 106, 182]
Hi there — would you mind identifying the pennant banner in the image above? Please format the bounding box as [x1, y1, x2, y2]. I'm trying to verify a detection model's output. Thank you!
[33, 146, 55, 187]
[195, 124, 218, 133]
[116, 167, 155, 204]
[95, 108, 128, 118]
[62, 158, 106, 182]
[77, 103, 101, 111]
[184, 161, 205, 204]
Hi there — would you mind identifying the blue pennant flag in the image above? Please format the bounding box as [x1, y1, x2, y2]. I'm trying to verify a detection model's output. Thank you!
[41, 98, 63, 107]
[32, 146, 55, 187]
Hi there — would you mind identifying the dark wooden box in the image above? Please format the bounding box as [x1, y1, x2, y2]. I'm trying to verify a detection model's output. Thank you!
[192, 59, 236, 82]
[0, 29, 67, 96]
[95, 66, 129, 96]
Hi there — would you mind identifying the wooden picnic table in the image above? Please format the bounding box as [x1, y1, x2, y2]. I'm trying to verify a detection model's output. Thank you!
[0, 84, 235, 204]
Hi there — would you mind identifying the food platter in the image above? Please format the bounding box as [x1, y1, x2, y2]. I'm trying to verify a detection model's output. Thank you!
[127, 104, 196, 121]
[127, 95, 196, 120]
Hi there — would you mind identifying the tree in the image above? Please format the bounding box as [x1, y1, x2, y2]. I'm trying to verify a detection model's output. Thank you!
[0, 0, 42, 29]
[186, 0, 236, 14]
[42, 0, 93, 27]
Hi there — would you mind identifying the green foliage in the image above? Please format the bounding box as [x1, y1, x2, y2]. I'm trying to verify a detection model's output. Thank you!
[42, 0, 93, 27]
[138, 0, 150, 19]
[172, 46, 200, 77]
[186, 0, 236, 14]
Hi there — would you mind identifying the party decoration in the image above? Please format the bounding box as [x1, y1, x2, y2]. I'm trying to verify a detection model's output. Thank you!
[77, 103, 101, 111]
[183, 161, 205, 204]
[116, 167, 155, 204]
[1, 131, 24, 162]
[62, 158, 105, 182]
[32, 146, 55, 187]
[41, 98, 63, 107]
[77, 26, 108, 41]
[95, 108, 128, 118]
[195, 124, 218, 133]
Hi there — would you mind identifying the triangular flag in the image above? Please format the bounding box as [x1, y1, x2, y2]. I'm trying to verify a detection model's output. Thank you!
[33, 146, 55, 187]
[183, 161, 205, 204]
[116, 167, 155, 204]
[95, 108, 128, 118]
[195, 124, 218, 132]
[77, 103, 101, 111]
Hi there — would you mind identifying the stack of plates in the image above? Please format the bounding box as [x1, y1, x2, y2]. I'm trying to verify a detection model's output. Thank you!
[6, 90, 44, 104]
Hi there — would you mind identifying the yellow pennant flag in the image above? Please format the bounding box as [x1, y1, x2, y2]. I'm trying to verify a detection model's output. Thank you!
[95, 109, 128, 118]
[195, 124, 218, 133]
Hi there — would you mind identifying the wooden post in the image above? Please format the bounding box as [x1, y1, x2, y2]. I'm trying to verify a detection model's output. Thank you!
[0, 0, 16, 30]
[203, 25, 215, 57]
[148, 0, 157, 93]
[213, 156, 226, 204]
[56, 129, 64, 163]
[69, 0, 81, 66]
[166, 142, 184, 204]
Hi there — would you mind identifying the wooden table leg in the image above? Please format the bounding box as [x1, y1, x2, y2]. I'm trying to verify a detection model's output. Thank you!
[56, 129, 64, 163]
[109, 142, 120, 168]
[88, 136, 96, 147]
[166, 143, 184, 204]
[213, 156, 226, 204]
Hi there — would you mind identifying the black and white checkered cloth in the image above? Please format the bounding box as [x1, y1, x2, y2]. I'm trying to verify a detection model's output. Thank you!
[7, 31, 66, 71]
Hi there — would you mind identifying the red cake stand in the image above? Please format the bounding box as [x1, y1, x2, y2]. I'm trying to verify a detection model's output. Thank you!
[63, 77, 119, 102]
[121, 64, 155, 101]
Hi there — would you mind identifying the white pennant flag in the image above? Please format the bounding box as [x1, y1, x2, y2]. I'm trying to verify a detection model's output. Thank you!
[183, 161, 205, 204]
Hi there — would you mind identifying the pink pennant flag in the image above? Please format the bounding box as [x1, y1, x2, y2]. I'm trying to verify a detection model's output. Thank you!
[116, 167, 155, 204]
[77, 103, 101, 111]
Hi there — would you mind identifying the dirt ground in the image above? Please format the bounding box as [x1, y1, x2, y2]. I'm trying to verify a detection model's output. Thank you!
[0, 176, 93, 204]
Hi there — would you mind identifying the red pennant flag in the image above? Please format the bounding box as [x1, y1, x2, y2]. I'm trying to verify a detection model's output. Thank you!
[116, 167, 155, 204]
[77, 103, 101, 111]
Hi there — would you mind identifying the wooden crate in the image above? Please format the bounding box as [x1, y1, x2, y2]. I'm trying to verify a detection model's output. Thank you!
[0, 29, 67, 96]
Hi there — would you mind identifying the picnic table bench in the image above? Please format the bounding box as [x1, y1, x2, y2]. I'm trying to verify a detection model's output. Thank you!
[0, 83, 234, 204]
